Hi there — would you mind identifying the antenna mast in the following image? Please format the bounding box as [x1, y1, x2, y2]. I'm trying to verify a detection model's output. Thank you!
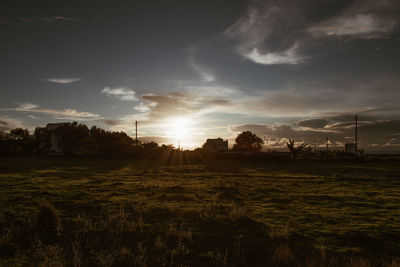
[355, 114, 358, 157]
[135, 121, 138, 142]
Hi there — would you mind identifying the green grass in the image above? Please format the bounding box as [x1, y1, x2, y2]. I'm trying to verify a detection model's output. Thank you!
[0, 157, 399, 266]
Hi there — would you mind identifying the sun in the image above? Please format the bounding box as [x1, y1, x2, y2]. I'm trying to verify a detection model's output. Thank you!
[164, 116, 199, 149]
[170, 117, 189, 140]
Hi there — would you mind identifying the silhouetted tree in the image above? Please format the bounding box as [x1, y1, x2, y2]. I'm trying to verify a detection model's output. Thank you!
[286, 139, 312, 159]
[0, 131, 10, 154]
[53, 122, 89, 154]
[142, 142, 158, 152]
[0, 123, 162, 158]
[2, 128, 35, 154]
[233, 131, 264, 152]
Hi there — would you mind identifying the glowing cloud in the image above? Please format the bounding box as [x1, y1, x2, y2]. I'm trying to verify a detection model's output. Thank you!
[101, 87, 138, 101]
[245, 46, 305, 65]
[44, 78, 81, 84]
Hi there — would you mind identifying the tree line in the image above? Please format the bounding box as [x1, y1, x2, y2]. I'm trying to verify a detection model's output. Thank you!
[0, 123, 267, 157]
[1, 122, 333, 159]
[0, 122, 154, 157]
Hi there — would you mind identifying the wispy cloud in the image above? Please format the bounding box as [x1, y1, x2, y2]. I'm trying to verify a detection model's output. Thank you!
[0, 16, 78, 26]
[308, 14, 396, 38]
[191, 62, 215, 82]
[28, 114, 40, 120]
[43, 78, 81, 84]
[18, 103, 39, 110]
[43, 16, 78, 22]
[1, 103, 100, 121]
[187, 49, 216, 82]
[101, 87, 138, 101]
[225, 0, 400, 65]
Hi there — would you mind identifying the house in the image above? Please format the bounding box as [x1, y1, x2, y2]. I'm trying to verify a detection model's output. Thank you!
[46, 123, 70, 154]
[344, 143, 357, 154]
[203, 138, 228, 152]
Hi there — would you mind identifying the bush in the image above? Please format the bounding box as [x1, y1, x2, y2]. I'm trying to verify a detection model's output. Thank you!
[34, 202, 61, 238]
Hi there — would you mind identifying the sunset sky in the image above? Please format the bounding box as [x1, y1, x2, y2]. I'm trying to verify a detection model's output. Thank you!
[1, 0, 400, 151]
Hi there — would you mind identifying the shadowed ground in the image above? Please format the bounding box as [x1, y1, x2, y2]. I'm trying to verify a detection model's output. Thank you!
[0, 157, 399, 266]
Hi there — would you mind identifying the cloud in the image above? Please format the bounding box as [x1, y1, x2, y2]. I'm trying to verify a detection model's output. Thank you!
[18, 103, 39, 110]
[134, 102, 152, 112]
[246, 46, 305, 65]
[136, 89, 235, 123]
[43, 78, 81, 84]
[230, 114, 400, 152]
[187, 49, 216, 82]
[101, 87, 138, 101]
[49, 16, 77, 22]
[96, 88, 236, 140]
[308, 14, 396, 38]
[297, 118, 330, 129]
[140, 93, 196, 120]
[0, 16, 78, 26]
[231, 74, 400, 118]
[191, 62, 215, 82]
[1, 103, 100, 121]
[28, 114, 40, 120]
[225, 0, 400, 65]
[0, 116, 23, 131]
[97, 113, 150, 135]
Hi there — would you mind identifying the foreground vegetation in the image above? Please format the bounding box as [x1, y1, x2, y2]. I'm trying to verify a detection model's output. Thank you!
[0, 156, 399, 266]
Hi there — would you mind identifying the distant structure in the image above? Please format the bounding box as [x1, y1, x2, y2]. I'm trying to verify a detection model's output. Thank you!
[344, 114, 358, 155]
[203, 138, 228, 152]
[46, 122, 70, 154]
[135, 120, 138, 143]
[355, 114, 358, 156]
[326, 137, 329, 151]
[344, 143, 357, 154]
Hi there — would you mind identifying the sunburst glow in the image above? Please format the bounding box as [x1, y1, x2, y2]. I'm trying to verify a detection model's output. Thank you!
[170, 117, 189, 140]
[160, 116, 202, 149]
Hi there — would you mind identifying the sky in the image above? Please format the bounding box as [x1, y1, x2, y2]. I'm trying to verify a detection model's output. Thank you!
[1, 0, 400, 151]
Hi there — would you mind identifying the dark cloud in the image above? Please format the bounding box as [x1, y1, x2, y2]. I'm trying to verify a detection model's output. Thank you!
[98, 119, 122, 127]
[141, 93, 196, 120]
[0, 117, 23, 132]
[298, 118, 329, 128]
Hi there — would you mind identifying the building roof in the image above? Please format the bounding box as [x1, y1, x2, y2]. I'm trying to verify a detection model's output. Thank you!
[46, 123, 70, 131]
[206, 138, 226, 143]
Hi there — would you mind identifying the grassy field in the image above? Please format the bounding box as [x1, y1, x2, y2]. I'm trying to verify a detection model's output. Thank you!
[0, 156, 399, 266]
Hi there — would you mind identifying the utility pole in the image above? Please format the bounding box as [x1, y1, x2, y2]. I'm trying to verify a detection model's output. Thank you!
[326, 137, 329, 151]
[355, 114, 358, 157]
[135, 120, 138, 143]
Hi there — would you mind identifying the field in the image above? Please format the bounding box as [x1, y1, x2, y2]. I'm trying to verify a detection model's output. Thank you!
[0, 156, 399, 266]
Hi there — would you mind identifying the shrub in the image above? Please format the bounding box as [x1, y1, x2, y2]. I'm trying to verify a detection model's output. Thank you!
[33, 202, 61, 238]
